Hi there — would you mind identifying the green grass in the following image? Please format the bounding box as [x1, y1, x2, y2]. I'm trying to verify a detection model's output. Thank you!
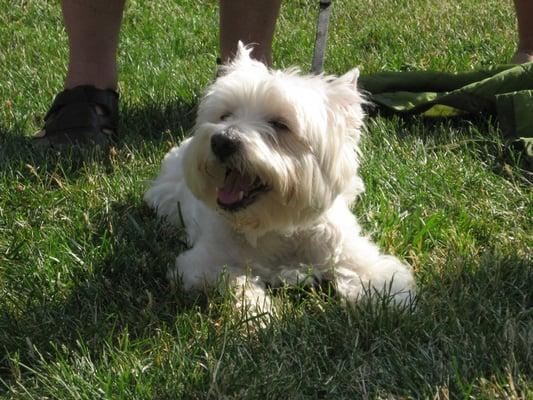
[1, 0, 532, 398]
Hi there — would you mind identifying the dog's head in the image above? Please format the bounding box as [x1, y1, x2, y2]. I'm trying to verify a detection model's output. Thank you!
[184, 42, 365, 240]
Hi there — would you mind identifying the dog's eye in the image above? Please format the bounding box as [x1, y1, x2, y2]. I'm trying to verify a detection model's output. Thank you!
[220, 112, 232, 121]
[269, 119, 289, 131]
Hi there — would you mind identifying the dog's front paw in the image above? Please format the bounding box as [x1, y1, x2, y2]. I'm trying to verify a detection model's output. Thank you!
[277, 264, 316, 286]
[333, 259, 415, 305]
[232, 275, 274, 322]
[167, 266, 209, 292]
[167, 259, 205, 292]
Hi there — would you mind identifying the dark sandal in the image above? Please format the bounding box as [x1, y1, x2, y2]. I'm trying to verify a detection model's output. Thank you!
[32, 85, 119, 150]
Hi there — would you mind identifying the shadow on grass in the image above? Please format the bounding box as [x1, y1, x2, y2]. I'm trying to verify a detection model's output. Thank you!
[0, 103, 531, 396]
[1, 198, 531, 398]
[0, 200, 198, 382]
[205, 254, 532, 398]
[0, 98, 196, 176]
[3, 100, 529, 183]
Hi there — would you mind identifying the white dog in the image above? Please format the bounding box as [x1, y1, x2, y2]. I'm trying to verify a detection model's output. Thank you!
[144, 43, 415, 315]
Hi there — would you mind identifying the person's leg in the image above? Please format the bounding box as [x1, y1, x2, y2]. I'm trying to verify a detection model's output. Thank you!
[512, 0, 533, 63]
[219, 0, 282, 66]
[32, 1, 125, 148]
[62, 0, 125, 90]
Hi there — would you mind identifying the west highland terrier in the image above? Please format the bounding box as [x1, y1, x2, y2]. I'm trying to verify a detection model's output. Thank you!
[144, 43, 415, 315]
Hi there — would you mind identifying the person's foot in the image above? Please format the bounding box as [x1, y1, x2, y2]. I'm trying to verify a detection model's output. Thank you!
[32, 85, 119, 151]
[511, 50, 533, 64]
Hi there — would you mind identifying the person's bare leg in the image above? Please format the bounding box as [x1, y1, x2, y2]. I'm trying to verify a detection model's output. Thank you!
[32, 1, 124, 146]
[512, 0, 533, 63]
[219, 0, 282, 66]
[62, 0, 125, 90]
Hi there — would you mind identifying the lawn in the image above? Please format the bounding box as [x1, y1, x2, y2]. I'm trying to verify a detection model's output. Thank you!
[1, 0, 532, 398]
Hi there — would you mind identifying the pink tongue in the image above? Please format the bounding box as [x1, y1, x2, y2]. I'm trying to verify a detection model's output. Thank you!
[217, 170, 254, 205]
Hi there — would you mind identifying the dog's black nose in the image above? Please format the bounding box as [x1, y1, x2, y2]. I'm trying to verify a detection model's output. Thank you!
[211, 132, 240, 161]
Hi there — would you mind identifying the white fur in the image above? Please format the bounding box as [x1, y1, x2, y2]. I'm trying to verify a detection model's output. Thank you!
[144, 43, 415, 316]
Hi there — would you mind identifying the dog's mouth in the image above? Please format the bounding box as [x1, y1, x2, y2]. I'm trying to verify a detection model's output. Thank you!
[216, 168, 270, 212]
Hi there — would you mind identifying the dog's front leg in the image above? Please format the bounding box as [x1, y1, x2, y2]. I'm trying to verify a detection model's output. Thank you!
[169, 245, 274, 316]
[169, 243, 230, 290]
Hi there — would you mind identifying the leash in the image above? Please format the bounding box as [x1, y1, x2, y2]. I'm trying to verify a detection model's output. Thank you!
[311, 0, 332, 74]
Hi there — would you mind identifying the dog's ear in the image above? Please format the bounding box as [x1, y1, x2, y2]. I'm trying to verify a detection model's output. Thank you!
[234, 41, 253, 63]
[327, 67, 364, 111]
[217, 41, 262, 76]
[338, 68, 360, 88]
[324, 68, 365, 200]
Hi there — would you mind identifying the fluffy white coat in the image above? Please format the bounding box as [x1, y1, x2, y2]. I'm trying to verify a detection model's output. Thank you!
[144, 43, 415, 314]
